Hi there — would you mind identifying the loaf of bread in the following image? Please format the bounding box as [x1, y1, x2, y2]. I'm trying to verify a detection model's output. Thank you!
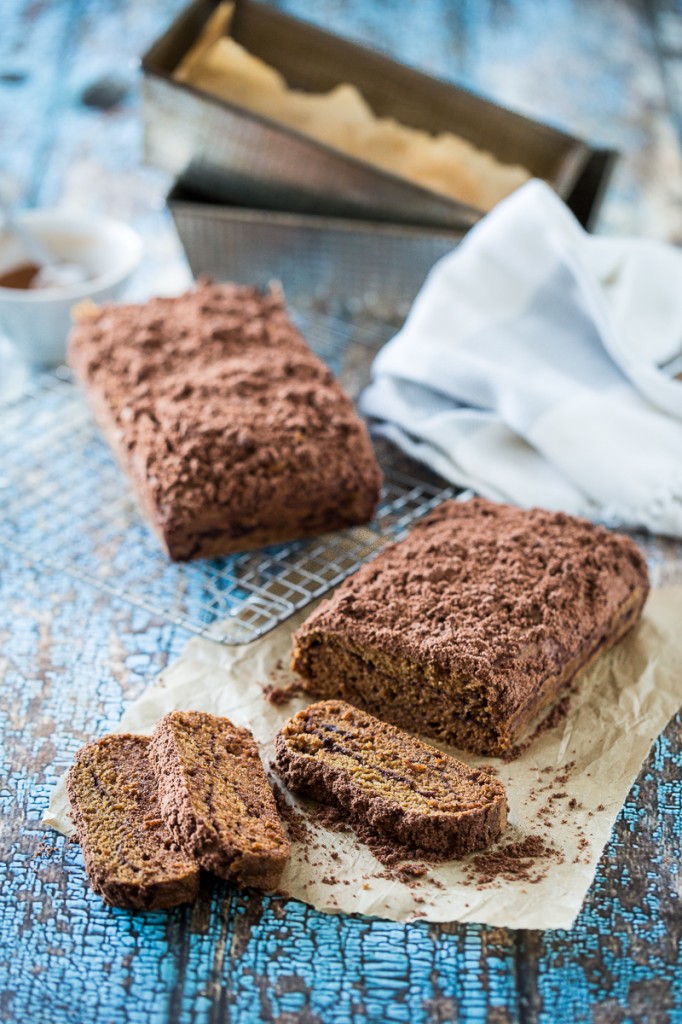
[275, 700, 507, 856]
[149, 711, 290, 890]
[291, 499, 650, 756]
[68, 281, 382, 560]
[66, 735, 199, 910]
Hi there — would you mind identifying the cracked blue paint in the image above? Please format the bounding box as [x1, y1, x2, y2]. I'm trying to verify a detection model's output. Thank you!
[2, 0, 682, 1020]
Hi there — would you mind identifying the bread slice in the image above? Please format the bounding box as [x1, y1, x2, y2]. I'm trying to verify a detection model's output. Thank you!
[275, 700, 507, 857]
[66, 734, 199, 910]
[149, 711, 290, 890]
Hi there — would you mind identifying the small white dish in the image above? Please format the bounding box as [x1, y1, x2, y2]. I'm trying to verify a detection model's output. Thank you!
[0, 210, 143, 366]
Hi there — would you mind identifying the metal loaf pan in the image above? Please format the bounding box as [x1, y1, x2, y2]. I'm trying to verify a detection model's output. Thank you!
[167, 184, 464, 313]
[167, 142, 618, 312]
[144, 0, 593, 231]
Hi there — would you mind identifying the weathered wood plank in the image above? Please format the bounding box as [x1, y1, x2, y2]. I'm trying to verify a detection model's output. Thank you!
[0, 1, 82, 206]
[1, 1, 682, 1022]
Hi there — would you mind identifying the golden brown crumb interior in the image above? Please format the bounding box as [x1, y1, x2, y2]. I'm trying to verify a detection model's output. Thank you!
[281, 701, 502, 817]
[67, 735, 198, 899]
[168, 712, 288, 855]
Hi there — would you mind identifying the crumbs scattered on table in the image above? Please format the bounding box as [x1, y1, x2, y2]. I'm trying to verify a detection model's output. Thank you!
[464, 834, 562, 887]
[310, 801, 450, 883]
[33, 842, 59, 858]
[263, 680, 306, 706]
[554, 761, 576, 785]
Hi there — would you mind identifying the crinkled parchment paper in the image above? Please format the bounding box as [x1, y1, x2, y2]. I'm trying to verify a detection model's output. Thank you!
[45, 588, 682, 930]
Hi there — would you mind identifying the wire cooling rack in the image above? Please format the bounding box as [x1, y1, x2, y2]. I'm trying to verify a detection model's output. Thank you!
[0, 308, 458, 644]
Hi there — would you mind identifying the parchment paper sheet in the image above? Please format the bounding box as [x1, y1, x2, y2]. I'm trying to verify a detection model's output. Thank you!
[45, 588, 682, 930]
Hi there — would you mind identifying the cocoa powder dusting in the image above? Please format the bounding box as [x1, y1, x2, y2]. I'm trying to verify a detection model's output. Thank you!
[275, 783, 438, 887]
[465, 834, 561, 886]
[68, 280, 381, 560]
[501, 694, 573, 762]
[308, 804, 349, 833]
[33, 842, 58, 858]
[305, 801, 445, 883]
[263, 680, 306, 706]
[272, 782, 310, 844]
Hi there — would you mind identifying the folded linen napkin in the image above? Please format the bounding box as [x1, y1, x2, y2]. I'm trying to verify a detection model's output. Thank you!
[360, 179, 682, 536]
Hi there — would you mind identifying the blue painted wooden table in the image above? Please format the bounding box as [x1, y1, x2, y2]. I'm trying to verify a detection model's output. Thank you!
[1, 2, 682, 1021]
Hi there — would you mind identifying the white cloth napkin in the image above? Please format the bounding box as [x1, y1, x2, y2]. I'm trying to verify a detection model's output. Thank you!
[360, 179, 682, 536]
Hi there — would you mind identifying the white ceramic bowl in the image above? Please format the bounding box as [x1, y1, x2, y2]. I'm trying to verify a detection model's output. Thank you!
[0, 210, 143, 366]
